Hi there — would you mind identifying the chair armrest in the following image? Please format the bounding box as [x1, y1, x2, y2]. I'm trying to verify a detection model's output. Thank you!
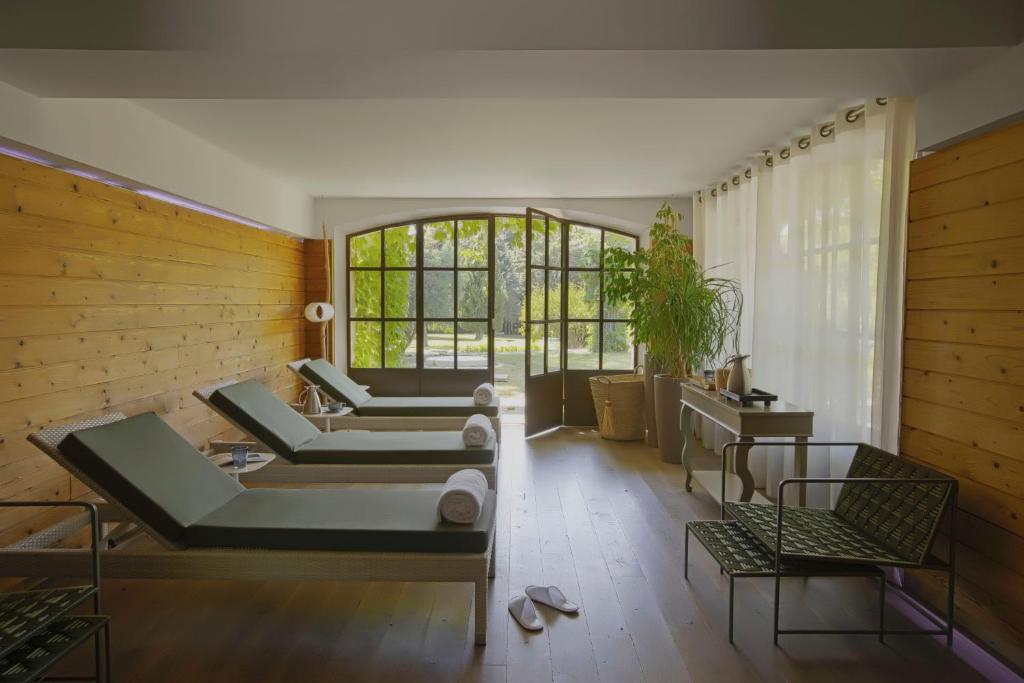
[0, 501, 102, 589]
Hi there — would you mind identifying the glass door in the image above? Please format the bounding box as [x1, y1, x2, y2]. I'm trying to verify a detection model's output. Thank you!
[563, 224, 638, 424]
[524, 208, 565, 436]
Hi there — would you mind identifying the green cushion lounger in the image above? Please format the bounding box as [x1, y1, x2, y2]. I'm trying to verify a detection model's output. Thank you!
[286, 359, 501, 437]
[19, 412, 496, 645]
[193, 379, 499, 488]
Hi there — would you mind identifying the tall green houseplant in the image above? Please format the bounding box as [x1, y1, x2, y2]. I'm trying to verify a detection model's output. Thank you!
[604, 203, 742, 459]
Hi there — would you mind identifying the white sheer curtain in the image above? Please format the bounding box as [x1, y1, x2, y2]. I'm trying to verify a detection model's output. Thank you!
[695, 171, 763, 485]
[693, 98, 914, 506]
[703, 174, 757, 357]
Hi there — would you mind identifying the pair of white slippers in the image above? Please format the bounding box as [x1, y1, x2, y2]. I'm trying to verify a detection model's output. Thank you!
[508, 585, 579, 631]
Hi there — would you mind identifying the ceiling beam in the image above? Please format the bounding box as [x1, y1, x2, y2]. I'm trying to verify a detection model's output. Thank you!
[0, 0, 1020, 51]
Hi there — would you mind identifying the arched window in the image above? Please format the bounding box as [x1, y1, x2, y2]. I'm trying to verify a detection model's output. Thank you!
[345, 212, 637, 407]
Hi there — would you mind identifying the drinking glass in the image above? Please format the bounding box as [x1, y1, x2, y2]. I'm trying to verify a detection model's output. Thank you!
[231, 444, 249, 469]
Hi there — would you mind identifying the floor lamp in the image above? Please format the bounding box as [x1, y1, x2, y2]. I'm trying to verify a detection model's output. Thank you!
[304, 301, 335, 361]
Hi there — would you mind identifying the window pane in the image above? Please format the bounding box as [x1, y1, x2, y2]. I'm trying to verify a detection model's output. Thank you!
[384, 224, 416, 267]
[603, 231, 636, 263]
[458, 270, 488, 319]
[384, 270, 416, 318]
[547, 269, 561, 320]
[567, 271, 600, 319]
[423, 221, 455, 267]
[568, 224, 601, 268]
[603, 276, 632, 320]
[529, 269, 545, 321]
[495, 215, 525, 234]
[567, 322, 599, 369]
[602, 322, 634, 370]
[350, 231, 382, 267]
[548, 220, 562, 268]
[458, 219, 488, 267]
[546, 322, 561, 371]
[529, 323, 544, 376]
[530, 215, 546, 266]
[384, 321, 416, 368]
[423, 270, 454, 318]
[350, 321, 381, 368]
[424, 321, 455, 369]
[350, 271, 380, 318]
[457, 321, 488, 370]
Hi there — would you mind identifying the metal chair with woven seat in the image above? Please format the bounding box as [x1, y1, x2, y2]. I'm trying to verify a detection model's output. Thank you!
[719, 441, 958, 645]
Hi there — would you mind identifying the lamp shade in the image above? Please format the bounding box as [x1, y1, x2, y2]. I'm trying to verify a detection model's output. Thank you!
[304, 301, 335, 323]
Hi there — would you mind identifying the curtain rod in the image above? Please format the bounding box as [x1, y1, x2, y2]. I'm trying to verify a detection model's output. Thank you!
[701, 98, 887, 197]
[772, 98, 888, 164]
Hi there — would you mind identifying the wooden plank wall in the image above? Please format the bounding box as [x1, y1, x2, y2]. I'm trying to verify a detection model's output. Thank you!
[0, 153, 308, 547]
[902, 119, 1024, 672]
[303, 238, 335, 363]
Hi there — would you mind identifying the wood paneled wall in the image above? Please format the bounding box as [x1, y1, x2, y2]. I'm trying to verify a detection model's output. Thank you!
[303, 238, 335, 363]
[902, 120, 1024, 671]
[0, 153, 308, 547]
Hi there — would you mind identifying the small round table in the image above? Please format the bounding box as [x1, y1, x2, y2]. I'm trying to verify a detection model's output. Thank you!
[217, 452, 276, 481]
[302, 406, 353, 432]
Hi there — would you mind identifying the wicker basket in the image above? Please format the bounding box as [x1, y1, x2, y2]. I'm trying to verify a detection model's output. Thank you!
[589, 369, 646, 441]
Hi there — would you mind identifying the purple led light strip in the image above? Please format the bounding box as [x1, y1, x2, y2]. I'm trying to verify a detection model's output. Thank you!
[0, 142, 278, 233]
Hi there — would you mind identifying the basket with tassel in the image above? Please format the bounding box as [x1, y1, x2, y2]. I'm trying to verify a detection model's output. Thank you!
[589, 369, 645, 441]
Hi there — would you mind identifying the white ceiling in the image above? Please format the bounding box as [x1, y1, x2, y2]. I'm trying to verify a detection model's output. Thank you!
[138, 98, 841, 198]
[0, 0, 1020, 200]
[0, 48, 1005, 99]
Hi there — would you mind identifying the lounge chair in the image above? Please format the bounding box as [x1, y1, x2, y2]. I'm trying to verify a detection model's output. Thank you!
[687, 441, 956, 646]
[12, 412, 495, 645]
[194, 379, 498, 488]
[287, 359, 501, 437]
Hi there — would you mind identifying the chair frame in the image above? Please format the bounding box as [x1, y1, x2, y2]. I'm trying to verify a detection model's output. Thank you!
[0, 500, 112, 682]
[14, 415, 496, 645]
[287, 359, 502, 439]
[718, 441, 957, 646]
[194, 380, 498, 489]
[684, 519, 885, 644]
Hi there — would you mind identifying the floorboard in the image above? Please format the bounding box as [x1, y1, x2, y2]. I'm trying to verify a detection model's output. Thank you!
[47, 424, 990, 682]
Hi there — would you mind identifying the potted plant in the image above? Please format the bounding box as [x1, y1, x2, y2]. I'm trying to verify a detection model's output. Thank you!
[604, 203, 741, 462]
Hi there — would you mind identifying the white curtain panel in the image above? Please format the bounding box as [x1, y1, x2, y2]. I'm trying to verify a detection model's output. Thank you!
[694, 98, 913, 506]
[754, 99, 897, 506]
[691, 193, 706, 267]
[872, 99, 916, 454]
[705, 175, 758, 357]
[698, 173, 763, 485]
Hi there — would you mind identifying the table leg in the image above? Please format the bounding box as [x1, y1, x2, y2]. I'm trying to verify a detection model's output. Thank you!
[735, 436, 756, 502]
[794, 436, 808, 506]
[681, 404, 697, 492]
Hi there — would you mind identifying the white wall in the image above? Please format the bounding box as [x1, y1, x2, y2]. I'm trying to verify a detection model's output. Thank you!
[315, 196, 691, 239]
[916, 42, 1024, 151]
[0, 80, 313, 236]
[316, 196, 691, 364]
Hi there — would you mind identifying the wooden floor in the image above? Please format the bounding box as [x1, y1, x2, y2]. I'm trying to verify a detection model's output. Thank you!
[53, 424, 988, 682]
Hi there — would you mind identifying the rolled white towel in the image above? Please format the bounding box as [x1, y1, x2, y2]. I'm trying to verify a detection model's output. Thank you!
[462, 413, 493, 447]
[473, 382, 495, 406]
[437, 469, 488, 524]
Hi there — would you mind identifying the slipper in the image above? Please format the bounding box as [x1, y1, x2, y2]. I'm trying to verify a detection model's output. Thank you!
[508, 594, 544, 631]
[525, 585, 579, 614]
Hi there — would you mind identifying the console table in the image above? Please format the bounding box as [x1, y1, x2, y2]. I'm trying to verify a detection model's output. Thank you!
[680, 382, 814, 506]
